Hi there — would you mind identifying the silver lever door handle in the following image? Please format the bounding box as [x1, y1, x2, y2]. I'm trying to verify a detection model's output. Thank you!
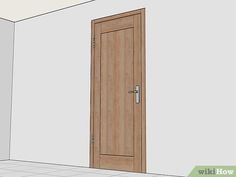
[128, 85, 141, 104]
[128, 90, 138, 94]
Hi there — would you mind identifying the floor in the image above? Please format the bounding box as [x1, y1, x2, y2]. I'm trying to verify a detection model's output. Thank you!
[0, 160, 176, 177]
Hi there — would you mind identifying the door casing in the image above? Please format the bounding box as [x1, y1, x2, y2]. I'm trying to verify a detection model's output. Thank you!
[90, 8, 146, 173]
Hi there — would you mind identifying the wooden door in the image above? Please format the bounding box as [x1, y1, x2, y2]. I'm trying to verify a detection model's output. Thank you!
[90, 9, 146, 173]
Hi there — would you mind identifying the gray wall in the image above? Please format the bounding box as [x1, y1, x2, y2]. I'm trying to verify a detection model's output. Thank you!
[11, 0, 236, 176]
[0, 19, 14, 160]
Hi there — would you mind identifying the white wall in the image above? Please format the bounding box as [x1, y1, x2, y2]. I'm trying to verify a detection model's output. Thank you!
[11, 0, 236, 176]
[0, 19, 14, 160]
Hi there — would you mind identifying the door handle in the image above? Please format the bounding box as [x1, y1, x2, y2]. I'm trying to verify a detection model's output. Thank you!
[128, 85, 141, 104]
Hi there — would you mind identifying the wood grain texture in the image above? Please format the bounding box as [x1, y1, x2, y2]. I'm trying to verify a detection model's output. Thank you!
[90, 9, 146, 173]
[93, 22, 102, 168]
[101, 16, 134, 33]
[92, 9, 144, 24]
[100, 28, 134, 157]
[90, 20, 95, 168]
[100, 155, 133, 171]
[133, 14, 142, 172]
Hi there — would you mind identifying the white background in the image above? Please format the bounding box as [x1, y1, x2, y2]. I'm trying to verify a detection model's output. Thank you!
[0, 0, 93, 22]
[11, 0, 236, 176]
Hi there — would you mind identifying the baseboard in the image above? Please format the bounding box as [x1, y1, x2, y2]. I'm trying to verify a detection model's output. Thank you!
[0, 159, 10, 161]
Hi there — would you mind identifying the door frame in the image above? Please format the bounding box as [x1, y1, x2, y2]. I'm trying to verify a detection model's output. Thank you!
[90, 8, 146, 172]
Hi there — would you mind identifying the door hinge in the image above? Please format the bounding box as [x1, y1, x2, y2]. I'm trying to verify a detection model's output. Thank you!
[92, 37, 95, 48]
[91, 135, 95, 144]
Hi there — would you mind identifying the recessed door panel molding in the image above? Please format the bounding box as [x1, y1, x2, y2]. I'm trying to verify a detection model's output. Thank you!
[90, 9, 146, 173]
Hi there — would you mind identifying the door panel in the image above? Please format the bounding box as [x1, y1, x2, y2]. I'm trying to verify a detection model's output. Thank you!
[100, 155, 133, 171]
[100, 16, 134, 33]
[100, 28, 134, 157]
[90, 9, 146, 173]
